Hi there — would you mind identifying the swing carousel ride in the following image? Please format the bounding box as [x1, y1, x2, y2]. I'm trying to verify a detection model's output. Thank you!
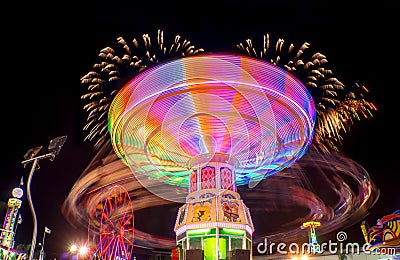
[62, 29, 379, 258]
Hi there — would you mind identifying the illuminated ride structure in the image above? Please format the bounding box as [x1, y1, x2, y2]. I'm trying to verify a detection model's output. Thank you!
[88, 185, 135, 260]
[173, 155, 255, 259]
[0, 181, 27, 260]
[107, 53, 316, 259]
[0, 189, 22, 249]
[361, 210, 400, 253]
[302, 221, 321, 254]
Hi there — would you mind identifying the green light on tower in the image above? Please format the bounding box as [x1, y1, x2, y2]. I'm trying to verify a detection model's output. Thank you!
[204, 237, 226, 260]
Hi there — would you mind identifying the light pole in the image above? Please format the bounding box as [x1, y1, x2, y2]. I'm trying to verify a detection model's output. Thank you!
[22, 135, 67, 260]
[39, 226, 51, 260]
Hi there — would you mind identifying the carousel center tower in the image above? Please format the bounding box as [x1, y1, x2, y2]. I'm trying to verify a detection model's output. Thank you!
[174, 153, 254, 259]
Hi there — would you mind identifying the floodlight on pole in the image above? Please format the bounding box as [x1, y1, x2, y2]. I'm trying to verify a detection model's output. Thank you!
[22, 135, 67, 260]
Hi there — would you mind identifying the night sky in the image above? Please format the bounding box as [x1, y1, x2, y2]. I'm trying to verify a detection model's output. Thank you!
[1, 1, 398, 258]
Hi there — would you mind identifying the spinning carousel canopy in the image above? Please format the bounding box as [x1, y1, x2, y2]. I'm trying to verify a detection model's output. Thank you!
[109, 53, 316, 187]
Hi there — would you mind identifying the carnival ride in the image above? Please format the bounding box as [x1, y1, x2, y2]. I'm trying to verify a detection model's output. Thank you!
[62, 29, 379, 258]
[88, 185, 134, 260]
[361, 210, 400, 252]
[0, 188, 23, 249]
[0, 179, 27, 260]
[302, 221, 321, 254]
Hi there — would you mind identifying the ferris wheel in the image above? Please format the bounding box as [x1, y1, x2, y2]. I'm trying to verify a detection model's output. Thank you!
[88, 185, 134, 260]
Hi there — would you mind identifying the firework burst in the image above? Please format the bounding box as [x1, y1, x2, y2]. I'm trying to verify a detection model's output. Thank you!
[237, 34, 377, 151]
[80, 29, 204, 149]
[81, 29, 376, 152]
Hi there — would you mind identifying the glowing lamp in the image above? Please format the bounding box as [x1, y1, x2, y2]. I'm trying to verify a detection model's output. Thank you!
[12, 187, 23, 199]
